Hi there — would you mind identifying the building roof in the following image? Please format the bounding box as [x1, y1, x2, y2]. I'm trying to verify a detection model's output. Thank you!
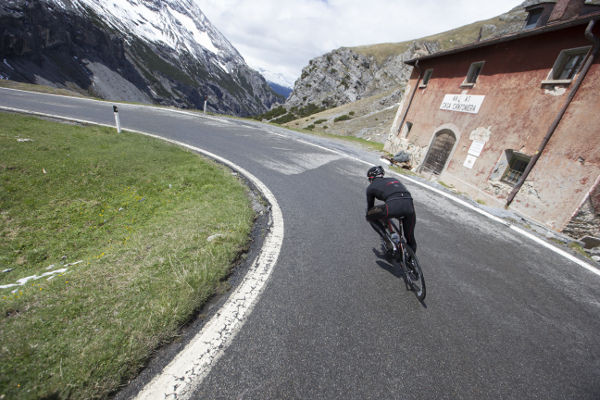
[525, 1, 557, 11]
[405, 12, 600, 66]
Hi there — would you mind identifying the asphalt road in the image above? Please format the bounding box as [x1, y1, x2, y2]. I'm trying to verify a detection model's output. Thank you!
[1, 88, 599, 399]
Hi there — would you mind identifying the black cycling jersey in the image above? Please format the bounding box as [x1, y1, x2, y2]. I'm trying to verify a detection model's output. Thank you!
[366, 176, 417, 253]
[366, 177, 412, 209]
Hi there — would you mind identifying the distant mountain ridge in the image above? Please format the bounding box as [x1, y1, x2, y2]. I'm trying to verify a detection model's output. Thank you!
[274, 2, 529, 141]
[0, 0, 282, 115]
[267, 82, 293, 98]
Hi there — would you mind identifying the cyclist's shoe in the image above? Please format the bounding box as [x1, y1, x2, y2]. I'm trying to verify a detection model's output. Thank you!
[382, 237, 396, 255]
[381, 238, 391, 253]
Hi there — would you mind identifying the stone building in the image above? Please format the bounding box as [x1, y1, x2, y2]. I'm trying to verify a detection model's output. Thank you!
[385, 0, 600, 238]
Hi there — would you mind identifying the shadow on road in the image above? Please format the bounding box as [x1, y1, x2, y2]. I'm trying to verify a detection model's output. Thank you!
[372, 247, 428, 308]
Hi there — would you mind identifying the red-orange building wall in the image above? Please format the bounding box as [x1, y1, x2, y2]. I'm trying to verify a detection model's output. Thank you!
[388, 24, 600, 232]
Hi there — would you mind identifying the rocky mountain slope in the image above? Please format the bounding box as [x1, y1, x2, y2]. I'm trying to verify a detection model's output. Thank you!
[0, 0, 282, 116]
[285, 41, 440, 111]
[276, 3, 529, 141]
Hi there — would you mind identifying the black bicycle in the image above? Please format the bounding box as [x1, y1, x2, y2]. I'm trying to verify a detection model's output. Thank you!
[380, 216, 426, 301]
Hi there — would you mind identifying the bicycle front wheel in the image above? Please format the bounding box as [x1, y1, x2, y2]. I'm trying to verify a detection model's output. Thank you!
[403, 246, 426, 301]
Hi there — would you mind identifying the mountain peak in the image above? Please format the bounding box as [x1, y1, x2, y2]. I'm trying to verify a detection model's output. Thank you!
[0, 0, 282, 115]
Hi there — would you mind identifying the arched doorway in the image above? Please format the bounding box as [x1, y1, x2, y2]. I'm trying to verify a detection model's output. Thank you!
[421, 129, 456, 175]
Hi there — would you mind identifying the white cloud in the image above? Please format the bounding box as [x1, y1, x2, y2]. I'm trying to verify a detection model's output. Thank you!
[194, 0, 524, 86]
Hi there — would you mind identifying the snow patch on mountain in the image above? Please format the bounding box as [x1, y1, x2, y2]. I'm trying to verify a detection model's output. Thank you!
[60, 0, 245, 66]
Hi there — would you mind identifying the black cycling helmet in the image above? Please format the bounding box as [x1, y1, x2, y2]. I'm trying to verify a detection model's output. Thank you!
[367, 165, 384, 182]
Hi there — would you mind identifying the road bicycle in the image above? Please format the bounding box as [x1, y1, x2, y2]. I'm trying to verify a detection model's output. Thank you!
[379, 216, 426, 302]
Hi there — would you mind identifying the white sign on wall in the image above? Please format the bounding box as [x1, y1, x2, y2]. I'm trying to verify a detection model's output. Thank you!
[463, 154, 477, 169]
[468, 140, 486, 157]
[440, 94, 485, 114]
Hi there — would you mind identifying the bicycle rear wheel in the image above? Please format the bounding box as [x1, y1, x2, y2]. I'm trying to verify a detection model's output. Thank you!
[402, 245, 426, 301]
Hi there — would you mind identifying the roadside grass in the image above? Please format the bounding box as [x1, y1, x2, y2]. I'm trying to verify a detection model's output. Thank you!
[567, 241, 591, 259]
[438, 181, 454, 190]
[0, 113, 255, 399]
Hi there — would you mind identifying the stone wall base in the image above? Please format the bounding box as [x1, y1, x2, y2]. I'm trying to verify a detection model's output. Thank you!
[563, 181, 600, 239]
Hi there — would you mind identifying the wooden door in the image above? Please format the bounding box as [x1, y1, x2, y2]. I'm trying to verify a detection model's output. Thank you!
[421, 130, 456, 175]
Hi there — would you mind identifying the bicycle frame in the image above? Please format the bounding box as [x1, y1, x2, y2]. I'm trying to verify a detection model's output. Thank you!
[379, 216, 406, 261]
[379, 216, 426, 302]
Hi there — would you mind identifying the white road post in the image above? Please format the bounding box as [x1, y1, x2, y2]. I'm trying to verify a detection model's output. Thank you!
[113, 105, 121, 133]
[203, 99, 207, 114]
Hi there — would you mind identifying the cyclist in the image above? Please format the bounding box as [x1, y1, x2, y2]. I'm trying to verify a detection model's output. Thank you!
[365, 166, 417, 254]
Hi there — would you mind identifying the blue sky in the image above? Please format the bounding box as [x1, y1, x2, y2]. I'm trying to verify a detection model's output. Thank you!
[194, 0, 524, 86]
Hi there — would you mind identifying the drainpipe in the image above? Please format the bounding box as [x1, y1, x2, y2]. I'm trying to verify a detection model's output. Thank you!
[506, 19, 600, 207]
[396, 60, 422, 137]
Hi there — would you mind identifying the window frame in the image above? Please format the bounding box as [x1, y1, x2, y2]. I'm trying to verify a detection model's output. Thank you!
[542, 46, 590, 85]
[461, 61, 485, 88]
[524, 7, 543, 29]
[501, 152, 531, 186]
[404, 121, 413, 137]
[419, 68, 434, 88]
